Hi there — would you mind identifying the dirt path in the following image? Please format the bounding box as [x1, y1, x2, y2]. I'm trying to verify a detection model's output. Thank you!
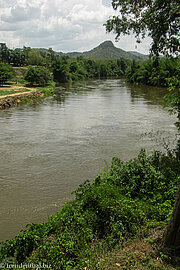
[0, 85, 38, 99]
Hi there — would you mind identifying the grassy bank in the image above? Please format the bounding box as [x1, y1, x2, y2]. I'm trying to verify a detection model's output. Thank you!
[0, 86, 31, 97]
[0, 81, 55, 109]
[0, 150, 179, 269]
[0, 66, 55, 108]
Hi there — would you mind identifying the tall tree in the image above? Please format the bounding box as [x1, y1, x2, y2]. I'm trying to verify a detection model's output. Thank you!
[164, 184, 180, 259]
[26, 49, 44, 66]
[105, 0, 180, 56]
[9, 49, 25, 67]
[52, 58, 70, 82]
[0, 43, 10, 63]
[0, 62, 14, 86]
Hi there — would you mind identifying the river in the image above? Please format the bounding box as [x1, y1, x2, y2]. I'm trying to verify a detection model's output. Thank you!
[0, 79, 178, 241]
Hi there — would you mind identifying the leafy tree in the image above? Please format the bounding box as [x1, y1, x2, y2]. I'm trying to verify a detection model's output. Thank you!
[70, 61, 87, 80]
[24, 66, 51, 86]
[0, 62, 14, 86]
[47, 48, 56, 62]
[26, 49, 45, 66]
[105, 0, 180, 56]
[126, 60, 137, 83]
[117, 58, 129, 75]
[52, 58, 70, 82]
[69, 60, 79, 73]
[83, 58, 99, 78]
[164, 184, 180, 260]
[9, 49, 26, 67]
[0, 43, 10, 63]
[23, 46, 32, 60]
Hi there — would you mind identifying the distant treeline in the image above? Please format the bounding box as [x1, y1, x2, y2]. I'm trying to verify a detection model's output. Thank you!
[0, 43, 179, 89]
[126, 57, 180, 88]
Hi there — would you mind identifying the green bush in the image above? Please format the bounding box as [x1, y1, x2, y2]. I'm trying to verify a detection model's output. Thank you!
[24, 66, 51, 86]
[107, 150, 179, 203]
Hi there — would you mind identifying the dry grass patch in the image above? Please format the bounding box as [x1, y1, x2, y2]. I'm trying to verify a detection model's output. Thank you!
[87, 226, 178, 270]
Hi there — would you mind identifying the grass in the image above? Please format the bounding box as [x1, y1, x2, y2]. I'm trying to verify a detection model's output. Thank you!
[35, 81, 56, 97]
[84, 224, 178, 270]
[0, 77, 55, 101]
[0, 87, 31, 96]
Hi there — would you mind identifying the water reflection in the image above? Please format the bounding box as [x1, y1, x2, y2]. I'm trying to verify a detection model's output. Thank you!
[127, 82, 169, 105]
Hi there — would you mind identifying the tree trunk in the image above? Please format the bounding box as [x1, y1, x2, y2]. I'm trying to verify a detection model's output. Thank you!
[164, 182, 180, 258]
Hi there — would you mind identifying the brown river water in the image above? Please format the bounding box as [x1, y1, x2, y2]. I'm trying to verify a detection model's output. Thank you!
[0, 79, 178, 241]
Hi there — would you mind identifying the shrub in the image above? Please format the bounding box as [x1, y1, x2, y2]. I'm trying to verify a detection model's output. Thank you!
[24, 66, 51, 86]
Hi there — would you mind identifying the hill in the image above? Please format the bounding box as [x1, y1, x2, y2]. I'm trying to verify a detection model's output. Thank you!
[128, 50, 148, 58]
[66, 41, 148, 60]
[37, 41, 148, 61]
[81, 41, 148, 60]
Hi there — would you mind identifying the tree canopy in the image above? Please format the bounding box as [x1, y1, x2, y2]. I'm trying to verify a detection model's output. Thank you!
[105, 0, 180, 56]
[0, 62, 14, 86]
[24, 66, 51, 86]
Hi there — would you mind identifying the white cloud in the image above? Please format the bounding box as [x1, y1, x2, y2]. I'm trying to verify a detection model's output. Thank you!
[0, 0, 151, 54]
[2, 5, 40, 22]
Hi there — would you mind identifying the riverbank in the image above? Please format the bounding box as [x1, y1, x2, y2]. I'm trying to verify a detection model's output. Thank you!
[0, 149, 179, 269]
[0, 91, 44, 109]
[0, 83, 55, 110]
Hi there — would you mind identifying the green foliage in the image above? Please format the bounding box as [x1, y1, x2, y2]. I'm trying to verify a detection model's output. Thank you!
[164, 59, 180, 119]
[25, 49, 45, 66]
[0, 62, 14, 86]
[0, 150, 179, 269]
[38, 81, 56, 97]
[52, 56, 130, 83]
[105, 0, 180, 56]
[24, 66, 51, 86]
[52, 58, 70, 82]
[126, 57, 180, 87]
[9, 49, 26, 67]
[0, 43, 10, 63]
[69, 60, 87, 81]
[107, 150, 179, 204]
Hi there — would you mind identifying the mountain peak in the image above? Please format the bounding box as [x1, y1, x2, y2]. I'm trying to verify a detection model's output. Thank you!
[98, 40, 115, 49]
[57, 40, 148, 60]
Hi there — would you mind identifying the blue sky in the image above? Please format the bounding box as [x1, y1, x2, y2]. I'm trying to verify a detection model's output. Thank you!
[102, 0, 112, 7]
[0, 0, 151, 54]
